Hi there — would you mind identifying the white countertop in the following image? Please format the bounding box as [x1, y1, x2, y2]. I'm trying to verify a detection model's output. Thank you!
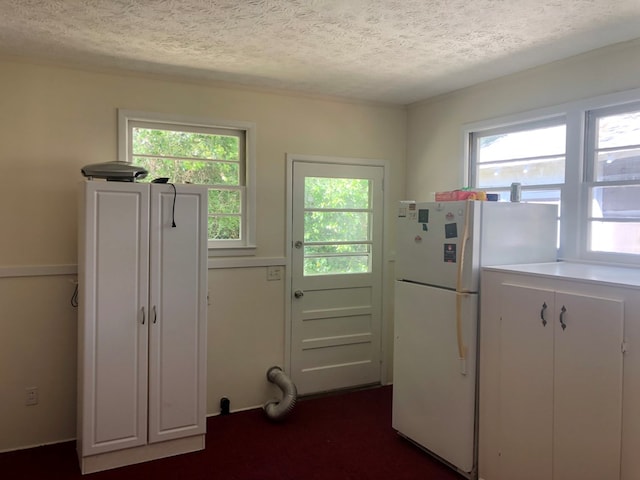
[483, 261, 640, 289]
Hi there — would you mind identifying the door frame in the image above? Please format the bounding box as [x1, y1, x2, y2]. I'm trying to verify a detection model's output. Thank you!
[285, 153, 390, 387]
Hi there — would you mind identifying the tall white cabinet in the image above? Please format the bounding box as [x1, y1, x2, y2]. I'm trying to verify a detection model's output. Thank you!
[479, 262, 640, 480]
[77, 180, 208, 474]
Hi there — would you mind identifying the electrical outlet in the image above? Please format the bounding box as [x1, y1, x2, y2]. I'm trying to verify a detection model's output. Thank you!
[267, 266, 282, 281]
[25, 387, 38, 406]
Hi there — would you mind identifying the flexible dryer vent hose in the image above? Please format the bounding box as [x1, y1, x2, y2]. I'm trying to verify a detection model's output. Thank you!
[263, 366, 297, 420]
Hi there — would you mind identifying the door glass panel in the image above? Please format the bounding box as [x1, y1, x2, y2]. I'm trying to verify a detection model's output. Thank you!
[304, 178, 370, 209]
[304, 212, 369, 242]
[303, 177, 372, 276]
[303, 255, 370, 276]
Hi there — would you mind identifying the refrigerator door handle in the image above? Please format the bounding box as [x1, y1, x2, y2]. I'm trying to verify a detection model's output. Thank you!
[456, 292, 469, 375]
[455, 201, 473, 374]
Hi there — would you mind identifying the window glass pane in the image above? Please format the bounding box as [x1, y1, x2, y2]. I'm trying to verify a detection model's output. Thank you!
[304, 255, 370, 276]
[209, 189, 240, 214]
[304, 212, 369, 242]
[304, 244, 370, 255]
[596, 111, 640, 149]
[478, 156, 565, 187]
[595, 148, 640, 182]
[590, 185, 640, 219]
[590, 221, 640, 254]
[477, 125, 566, 162]
[133, 128, 239, 161]
[304, 177, 370, 209]
[208, 216, 240, 240]
[134, 156, 239, 185]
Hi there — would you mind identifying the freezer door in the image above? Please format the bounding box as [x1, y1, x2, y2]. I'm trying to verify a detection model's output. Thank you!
[392, 281, 477, 475]
[395, 201, 478, 290]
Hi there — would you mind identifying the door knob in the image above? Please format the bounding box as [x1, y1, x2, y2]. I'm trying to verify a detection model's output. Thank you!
[294, 290, 304, 298]
[294, 241, 303, 249]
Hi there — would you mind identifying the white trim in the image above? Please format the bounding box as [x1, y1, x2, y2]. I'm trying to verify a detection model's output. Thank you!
[0, 264, 77, 278]
[0, 260, 287, 278]
[207, 256, 286, 269]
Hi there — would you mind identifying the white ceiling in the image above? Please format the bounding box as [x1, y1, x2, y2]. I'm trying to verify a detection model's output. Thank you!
[2, 0, 640, 105]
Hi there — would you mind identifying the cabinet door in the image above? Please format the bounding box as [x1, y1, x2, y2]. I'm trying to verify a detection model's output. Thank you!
[148, 185, 207, 443]
[553, 292, 623, 480]
[79, 182, 149, 454]
[498, 283, 554, 480]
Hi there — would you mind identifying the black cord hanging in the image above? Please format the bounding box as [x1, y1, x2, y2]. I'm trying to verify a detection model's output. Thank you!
[169, 183, 177, 228]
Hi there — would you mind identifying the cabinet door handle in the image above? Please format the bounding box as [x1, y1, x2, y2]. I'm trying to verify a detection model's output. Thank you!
[141, 306, 146, 325]
[540, 302, 548, 326]
[559, 305, 567, 330]
[152, 305, 157, 324]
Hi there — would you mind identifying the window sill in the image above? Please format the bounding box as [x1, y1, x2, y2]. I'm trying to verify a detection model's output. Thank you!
[208, 245, 257, 257]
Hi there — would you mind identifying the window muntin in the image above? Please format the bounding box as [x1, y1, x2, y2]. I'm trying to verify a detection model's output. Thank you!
[118, 110, 255, 253]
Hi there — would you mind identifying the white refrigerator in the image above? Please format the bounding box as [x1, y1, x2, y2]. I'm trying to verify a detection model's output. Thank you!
[392, 200, 558, 479]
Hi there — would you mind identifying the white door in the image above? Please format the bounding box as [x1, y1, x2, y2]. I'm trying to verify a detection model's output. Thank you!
[392, 281, 477, 474]
[553, 291, 623, 480]
[148, 184, 208, 443]
[499, 283, 554, 480]
[290, 160, 384, 395]
[79, 181, 150, 455]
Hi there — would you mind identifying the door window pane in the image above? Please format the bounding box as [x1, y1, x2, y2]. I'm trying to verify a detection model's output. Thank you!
[304, 255, 370, 276]
[304, 178, 370, 209]
[304, 212, 369, 242]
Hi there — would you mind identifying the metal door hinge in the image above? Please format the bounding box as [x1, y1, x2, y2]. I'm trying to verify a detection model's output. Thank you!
[622, 341, 629, 354]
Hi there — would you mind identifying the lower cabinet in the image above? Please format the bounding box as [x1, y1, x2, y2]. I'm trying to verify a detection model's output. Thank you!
[478, 263, 635, 480]
[77, 181, 208, 474]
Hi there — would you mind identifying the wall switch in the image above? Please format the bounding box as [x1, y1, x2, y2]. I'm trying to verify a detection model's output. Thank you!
[25, 387, 38, 406]
[267, 266, 282, 281]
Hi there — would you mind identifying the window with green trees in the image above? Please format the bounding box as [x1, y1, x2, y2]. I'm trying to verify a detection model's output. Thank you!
[119, 110, 255, 252]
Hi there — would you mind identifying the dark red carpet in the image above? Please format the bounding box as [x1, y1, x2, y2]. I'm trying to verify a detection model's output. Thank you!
[0, 385, 464, 479]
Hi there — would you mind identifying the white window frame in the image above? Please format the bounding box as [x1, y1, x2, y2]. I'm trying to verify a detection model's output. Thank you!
[463, 87, 640, 266]
[118, 109, 256, 256]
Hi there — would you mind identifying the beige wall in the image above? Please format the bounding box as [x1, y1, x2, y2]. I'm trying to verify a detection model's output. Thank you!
[406, 38, 640, 200]
[5, 35, 640, 453]
[0, 58, 407, 451]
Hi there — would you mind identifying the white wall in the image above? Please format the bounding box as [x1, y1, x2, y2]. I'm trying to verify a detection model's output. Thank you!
[406, 38, 640, 200]
[0, 57, 406, 452]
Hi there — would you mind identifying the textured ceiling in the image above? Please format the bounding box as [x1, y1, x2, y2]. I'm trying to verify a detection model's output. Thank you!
[2, 0, 640, 105]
